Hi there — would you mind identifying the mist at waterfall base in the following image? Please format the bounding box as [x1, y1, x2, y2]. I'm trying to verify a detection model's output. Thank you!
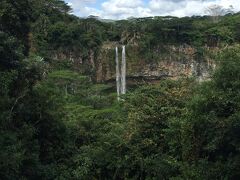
[115, 46, 126, 100]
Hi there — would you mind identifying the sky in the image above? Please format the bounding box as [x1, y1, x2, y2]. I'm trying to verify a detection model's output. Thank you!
[65, 0, 240, 19]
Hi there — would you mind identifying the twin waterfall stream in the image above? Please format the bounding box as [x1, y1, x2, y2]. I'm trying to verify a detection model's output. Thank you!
[115, 46, 126, 100]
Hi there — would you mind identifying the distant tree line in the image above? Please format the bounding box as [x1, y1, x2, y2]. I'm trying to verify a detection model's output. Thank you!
[1, 0, 240, 179]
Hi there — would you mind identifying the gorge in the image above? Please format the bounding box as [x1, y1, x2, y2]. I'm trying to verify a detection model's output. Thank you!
[1, 0, 240, 179]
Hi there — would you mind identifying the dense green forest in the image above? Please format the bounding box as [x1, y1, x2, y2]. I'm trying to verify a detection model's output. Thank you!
[1, 0, 240, 179]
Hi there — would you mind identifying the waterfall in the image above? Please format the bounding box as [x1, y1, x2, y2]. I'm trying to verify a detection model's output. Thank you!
[121, 45, 126, 94]
[115, 45, 126, 100]
[115, 47, 121, 100]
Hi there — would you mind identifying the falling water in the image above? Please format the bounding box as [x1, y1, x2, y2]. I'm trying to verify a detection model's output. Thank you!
[115, 45, 126, 100]
[121, 45, 126, 94]
[115, 47, 121, 100]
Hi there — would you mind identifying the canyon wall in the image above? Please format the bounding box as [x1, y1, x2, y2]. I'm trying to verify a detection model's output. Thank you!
[50, 42, 217, 84]
[95, 42, 216, 83]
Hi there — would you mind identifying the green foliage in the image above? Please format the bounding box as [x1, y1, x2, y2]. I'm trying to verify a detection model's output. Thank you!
[0, 32, 24, 69]
[1, 0, 240, 179]
[118, 80, 193, 179]
[178, 46, 240, 179]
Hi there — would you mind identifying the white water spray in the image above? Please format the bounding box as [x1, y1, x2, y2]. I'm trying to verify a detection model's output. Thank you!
[115, 47, 121, 100]
[115, 45, 127, 100]
[121, 45, 126, 94]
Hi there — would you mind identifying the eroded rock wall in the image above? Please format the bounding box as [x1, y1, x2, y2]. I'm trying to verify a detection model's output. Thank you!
[95, 42, 216, 82]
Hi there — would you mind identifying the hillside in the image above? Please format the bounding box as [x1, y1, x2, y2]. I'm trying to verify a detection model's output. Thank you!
[1, 0, 240, 179]
[31, 12, 240, 83]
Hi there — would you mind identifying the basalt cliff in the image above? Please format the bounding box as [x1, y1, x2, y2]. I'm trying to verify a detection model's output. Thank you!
[52, 42, 217, 84]
[95, 42, 216, 83]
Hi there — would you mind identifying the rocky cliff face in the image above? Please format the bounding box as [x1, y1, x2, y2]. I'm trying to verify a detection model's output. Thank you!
[95, 42, 216, 83]
[50, 41, 216, 83]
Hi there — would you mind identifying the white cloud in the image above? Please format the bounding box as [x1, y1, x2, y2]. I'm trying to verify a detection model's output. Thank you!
[149, 0, 186, 13]
[66, 0, 240, 19]
[100, 0, 151, 19]
[148, 0, 240, 17]
[218, 0, 240, 12]
[66, 0, 97, 16]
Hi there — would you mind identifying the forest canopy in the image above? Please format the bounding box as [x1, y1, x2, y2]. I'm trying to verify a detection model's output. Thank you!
[1, 0, 240, 179]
